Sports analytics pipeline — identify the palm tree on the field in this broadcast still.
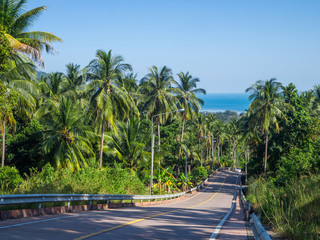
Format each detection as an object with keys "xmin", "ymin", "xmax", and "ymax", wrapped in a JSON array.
[
  {"xmin": 227, "ymin": 117, "xmax": 240, "ymax": 169},
  {"xmin": 0, "ymin": 0, "xmax": 62, "ymax": 67},
  {"xmin": 246, "ymin": 78, "xmax": 291, "ymax": 180},
  {"xmin": 140, "ymin": 66, "xmax": 177, "ymax": 171},
  {"xmin": 173, "ymin": 72, "xmax": 206, "ymax": 160},
  {"xmin": 212, "ymin": 119, "xmax": 225, "ymax": 165},
  {"xmin": 1, "ymin": 69, "xmax": 38, "ymax": 120},
  {"xmin": 0, "ymin": 83, "xmax": 17, "ymax": 167},
  {"xmin": 62, "ymin": 63, "xmax": 86, "ymax": 99},
  {"xmin": 38, "ymin": 72, "xmax": 65, "ymax": 100},
  {"xmin": 87, "ymin": 49, "xmax": 132, "ymax": 167},
  {"xmin": 104, "ymin": 117, "xmax": 149, "ymax": 172},
  {"xmin": 35, "ymin": 96, "xmax": 95, "ymax": 171}
]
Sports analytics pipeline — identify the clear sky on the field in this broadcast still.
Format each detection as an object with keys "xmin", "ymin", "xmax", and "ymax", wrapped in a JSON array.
[{"xmin": 27, "ymin": 0, "xmax": 320, "ymax": 93}]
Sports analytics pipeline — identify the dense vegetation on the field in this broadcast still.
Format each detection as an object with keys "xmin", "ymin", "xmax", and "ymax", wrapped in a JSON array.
[{"xmin": 1, "ymin": 1, "xmax": 320, "ymax": 238}]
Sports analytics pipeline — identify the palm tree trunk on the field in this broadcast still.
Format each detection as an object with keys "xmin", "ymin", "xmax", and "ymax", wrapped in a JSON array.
[
  {"xmin": 1, "ymin": 121, "xmax": 5, "ymax": 168},
  {"xmin": 232, "ymin": 140, "xmax": 235, "ymax": 169},
  {"xmin": 157, "ymin": 119, "xmax": 162, "ymax": 194},
  {"xmin": 217, "ymin": 143, "xmax": 220, "ymax": 164},
  {"xmin": 99, "ymin": 115, "xmax": 106, "ymax": 167},
  {"xmin": 158, "ymin": 120, "xmax": 161, "ymax": 168},
  {"xmin": 206, "ymin": 142, "xmax": 209, "ymax": 161},
  {"xmin": 245, "ymin": 151, "xmax": 248, "ymax": 184},
  {"xmin": 264, "ymin": 130, "xmax": 269, "ymax": 180},
  {"xmin": 178, "ymin": 116, "xmax": 186, "ymax": 160},
  {"xmin": 185, "ymin": 149, "xmax": 188, "ymax": 178}
]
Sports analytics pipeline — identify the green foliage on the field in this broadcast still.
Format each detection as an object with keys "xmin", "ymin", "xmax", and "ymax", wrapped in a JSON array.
[
  {"xmin": 177, "ymin": 173, "xmax": 193, "ymax": 191},
  {"xmin": 247, "ymin": 176, "xmax": 320, "ymax": 239},
  {"xmin": 0, "ymin": 31, "xmax": 11, "ymax": 72},
  {"xmin": 6, "ymin": 120, "xmax": 43, "ymax": 174},
  {"xmin": 191, "ymin": 166, "xmax": 208, "ymax": 182},
  {"xmin": 13, "ymin": 163, "xmax": 146, "ymax": 195},
  {"xmin": 36, "ymin": 96, "xmax": 96, "ymax": 171},
  {"xmin": 274, "ymin": 147, "xmax": 320, "ymax": 185},
  {"xmin": 0, "ymin": 166, "xmax": 23, "ymax": 194},
  {"xmin": 0, "ymin": 82, "xmax": 18, "ymax": 120},
  {"xmin": 104, "ymin": 117, "xmax": 149, "ymax": 173}
]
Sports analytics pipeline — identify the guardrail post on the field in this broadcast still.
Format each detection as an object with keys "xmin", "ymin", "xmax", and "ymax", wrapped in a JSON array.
[
  {"xmin": 38, "ymin": 203, "xmax": 42, "ymax": 216},
  {"xmin": 67, "ymin": 201, "xmax": 70, "ymax": 212},
  {"xmin": 90, "ymin": 201, "xmax": 92, "ymax": 210}
]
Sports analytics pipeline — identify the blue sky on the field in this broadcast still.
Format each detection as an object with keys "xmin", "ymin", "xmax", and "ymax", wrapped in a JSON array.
[{"xmin": 27, "ymin": 0, "xmax": 320, "ymax": 93}]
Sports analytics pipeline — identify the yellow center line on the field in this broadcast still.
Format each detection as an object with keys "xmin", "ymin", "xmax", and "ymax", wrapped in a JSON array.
[{"xmin": 74, "ymin": 173, "xmax": 230, "ymax": 240}]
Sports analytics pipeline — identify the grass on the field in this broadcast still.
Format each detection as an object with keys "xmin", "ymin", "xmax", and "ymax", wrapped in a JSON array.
[{"xmin": 247, "ymin": 174, "xmax": 320, "ymax": 239}]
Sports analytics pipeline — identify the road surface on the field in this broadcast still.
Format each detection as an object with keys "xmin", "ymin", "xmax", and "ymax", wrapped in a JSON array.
[{"xmin": 0, "ymin": 170, "xmax": 241, "ymax": 240}]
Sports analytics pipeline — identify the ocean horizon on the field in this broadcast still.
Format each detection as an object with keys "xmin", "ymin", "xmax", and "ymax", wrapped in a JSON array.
[{"xmin": 199, "ymin": 93, "xmax": 251, "ymax": 113}]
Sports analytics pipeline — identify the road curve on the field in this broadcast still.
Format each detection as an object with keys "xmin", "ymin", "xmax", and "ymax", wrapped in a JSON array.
[{"xmin": 0, "ymin": 170, "xmax": 241, "ymax": 240}]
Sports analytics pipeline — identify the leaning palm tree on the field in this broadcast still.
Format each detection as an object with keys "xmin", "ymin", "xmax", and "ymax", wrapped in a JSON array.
[
  {"xmin": 246, "ymin": 78, "xmax": 292, "ymax": 180},
  {"xmin": 0, "ymin": 0, "xmax": 62, "ymax": 67},
  {"xmin": 86, "ymin": 49, "xmax": 132, "ymax": 167},
  {"xmin": 140, "ymin": 66, "xmax": 177, "ymax": 170},
  {"xmin": 35, "ymin": 96, "xmax": 95, "ymax": 171},
  {"xmin": 173, "ymin": 72, "xmax": 206, "ymax": 160}
]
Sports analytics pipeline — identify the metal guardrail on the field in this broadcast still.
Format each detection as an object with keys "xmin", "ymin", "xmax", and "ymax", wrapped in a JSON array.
[
  {"xmin": 240, "ymin": 174, "xmax": 271, "ymax": 240},
  {"xmin": 0, "ymin": 167, "xmax": 227, "ymax": 213},
  {"xmin": 250, "ymin": 213, "xmax": 272, "ymax": 240},
  {"xmin": 0, "ymin": 192, "xmax": 186, "ymax": 206}
]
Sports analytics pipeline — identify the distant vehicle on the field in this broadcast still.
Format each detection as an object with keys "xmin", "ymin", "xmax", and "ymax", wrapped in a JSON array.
[{"xmin": 236, "ymin": 168, "xmax": 241, "ymax": 173}]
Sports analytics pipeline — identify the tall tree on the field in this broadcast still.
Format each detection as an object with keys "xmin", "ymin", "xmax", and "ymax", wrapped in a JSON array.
[
  {"xmin": 140, "ymin": 66, "xmax": 177, "ymax": 171},
  {"xmin": 0, "ymin": 83, "xmax": 17, "ymax": 167},
  {"xmin": 246, "ymin": 78, "xmax": 291, "ymax": 180},
  {"xmin": 173, "ymin": 72, "xmax": 206, "ymax": 160},
  {"xmin": 62, "ymin": 63, "xmax": 86, "ymax": 99},
  {"xmin": 104, "ymin": 117, "xmax": 149, "ymax": 173},
  {"xmin": 35, "ymin": 96, "xmax": 95, "ymax": 171},
  {"xmin": 87, "ymin": 49, "xmax": 132, "ymax": 167}
]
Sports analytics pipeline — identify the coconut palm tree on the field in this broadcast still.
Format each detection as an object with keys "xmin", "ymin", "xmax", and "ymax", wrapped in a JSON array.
[
  {"xmin": 35, "ymin": 96, "xmax": 95, "ymax": 171},
  {"xmin": 62, "ymin": 63, "xmax": 86, "ymax": 98},
  {"xmin": 246, "ymin": 78, "xmax": 292, "ymax": 180},
  {"xmin": 38, "ymin": 72, "xmax": 65, "ymax": 100},
  {"xmin": 173, "ymin": 72, "xmax": 206, "ymax": 160},
  {"xmin": 0, "ymin": 83, "xmax": 17, "ymax": 167},
  {"xmin": 0, "ymin": 0, "xmax": 62, "ymax": 67},
  {"xmin": 86, "ymin": 49, "xmax": 132, "ymax": 167},
  {"xmin": 140, "ymin": 66, "xmax": 177, "ymax": 171},
  {"xmin": 227, "ymin": 117, "xmax": 240, "ymax": 168},
  {"xmin": 104, "ymin": 117, "xmax": 149, "ymax": 172},
  {"xmin": 1, "ymin": 59, "xmax": 38, "ymax": 121}
]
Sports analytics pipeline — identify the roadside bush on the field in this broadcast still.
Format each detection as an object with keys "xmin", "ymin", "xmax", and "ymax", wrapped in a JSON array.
[
  {"xmin": 275, "ymin": 148, "xmax": 320, "ymax": 185},
  {"xmin": 0, "ymin": 166, "xmax": 23, "ymax": 194},
  {"xmin": 16, "ymin": 163, "xmax": 147, "ymax": 195},
  {"xmin": 191, "ymin": 166, "xmax": 208, "ymax": 182}
]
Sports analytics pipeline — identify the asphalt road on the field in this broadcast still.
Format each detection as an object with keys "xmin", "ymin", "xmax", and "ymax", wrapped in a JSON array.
[{"xmin": 0, "ymin": 170, "xmax": 240, "ymax": 240}]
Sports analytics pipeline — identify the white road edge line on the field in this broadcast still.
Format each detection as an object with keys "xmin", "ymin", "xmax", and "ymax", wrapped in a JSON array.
[
  {"xmin": 209, "ymin": 173, "xmax": 240, "ymax": 240},
  {"xmin": 0, "ymin": 211, "xmax": 106, "ymax": 230}
]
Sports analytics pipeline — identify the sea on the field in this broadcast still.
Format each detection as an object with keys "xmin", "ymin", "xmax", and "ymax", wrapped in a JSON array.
[{"xmin": 199, "ymin": 93, "xmax": 251, "ymax": 113}]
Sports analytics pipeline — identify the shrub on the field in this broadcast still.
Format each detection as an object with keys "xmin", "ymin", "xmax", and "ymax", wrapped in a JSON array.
[{"xmin": 0, "ymin": 166, "xmax": 23, "ymax": 194}]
